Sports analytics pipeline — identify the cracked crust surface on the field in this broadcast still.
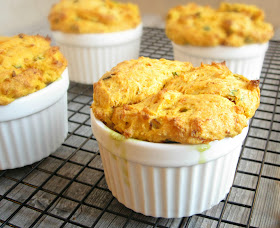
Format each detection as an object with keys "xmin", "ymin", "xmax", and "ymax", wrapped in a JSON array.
[
  {"xmin": 165, "ymin": 2, "xmax": 274, "ymax": 46},
  {"xmin": 48, "ymin": 0, "xmax": 141, "ymax": 34},
  {"xmin": 92, "ymin": 57, "xmax": 193, "ymax": 127},
  {"xmin": 92, "ymin": 57, "xmax": 260, "ymax": 144},
  {"xmin": 0, "ymin": 34, "xmax": 67, "ymax": 105}
]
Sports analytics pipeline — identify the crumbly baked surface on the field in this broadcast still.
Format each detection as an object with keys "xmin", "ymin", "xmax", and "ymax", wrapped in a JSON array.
[
  {"xmin": 92, "ymin": 57, "xmax": 193, "ymax": 127},
  {"xmin": 0, "ymin": 34, "xmax": 67, "ymax": 105},
  {"xmin": 48, "ymin": 0, "xmax": 141, "ymax": 34},
  {"xmin": 92, "ymin": 57, "xmax": 260, "ymax": 144},
  {"xmin": 166, "ymin": 2, "xmax": 274, "ymax": 47}
]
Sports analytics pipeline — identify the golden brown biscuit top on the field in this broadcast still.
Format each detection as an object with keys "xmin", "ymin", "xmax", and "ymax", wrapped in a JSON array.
[
  {"xmin": 92, "ymin": 57, "xmax": 193, "ymax": 126},
  {"xmin": 0, "ymin": 34, "xmax": 67, "ymax": 105},
  {"xmin": 92, "ymin": 57, "xmax": 260, "ymax": 144},
  {"xmin": 48, "ymin": 0, "xmax": 141, "ymax": 34},
  {"xmin": 166, "ymin": 2, "xmax": 274, "ymax": 46}
]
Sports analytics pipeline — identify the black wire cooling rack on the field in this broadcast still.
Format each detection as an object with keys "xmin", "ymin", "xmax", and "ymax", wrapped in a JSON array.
[{"xmin": 0, "ymin": 27, "xmax": 280, "ymax": 228}]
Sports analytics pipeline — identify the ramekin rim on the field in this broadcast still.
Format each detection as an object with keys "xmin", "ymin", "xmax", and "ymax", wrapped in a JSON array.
[
  {"xmin": 52, "ymin": 22, "xmax": 143, "ymax": 36},
  {"xmin": 51, "ymin": 23, "xmax": 143, "ymax": 47},
  {"xmin": 90, "ymin": 110, "xmax": 249, "ymax": 167}
]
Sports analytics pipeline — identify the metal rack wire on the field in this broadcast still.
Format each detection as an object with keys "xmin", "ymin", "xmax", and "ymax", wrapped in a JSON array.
[{"xmin": 0, "ymin": 27, "xmax": 279, "ymax": 228}]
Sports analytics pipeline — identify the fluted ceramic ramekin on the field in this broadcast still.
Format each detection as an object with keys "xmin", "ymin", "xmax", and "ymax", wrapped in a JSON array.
[
  {"xmin": 0, "ymin": 69, "xmax": 69, "ymax": 170},
  {"xmin": 172, "ymin": 42, "xmax": 268, "ymax": 80},
  {"xmin": 52, "ymin": 24, "xmax": 143, "ymax": 84},
  {"xmin": 91, "ymin": 111, "xmax": 249, "ymax": 218}
]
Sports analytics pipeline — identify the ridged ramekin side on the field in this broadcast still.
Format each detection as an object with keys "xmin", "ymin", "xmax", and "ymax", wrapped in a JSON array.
[
  {"xmin": 173, "ymin": 42, "xmax": 268, "ymax": 80},
  {"xmin": 57, "ymin": 39, "xmax": 141, "ymax": 84},
  {"xmin": 98, "ymin": 142, "xmax": 241, "ymax": 218},
  {"xmin": 0, "ymin": 93, "xmax": 68, "ymax": 170},
  {"xmin": 173, "ymin": 53, "xmax": 265, "ymax": 80}
]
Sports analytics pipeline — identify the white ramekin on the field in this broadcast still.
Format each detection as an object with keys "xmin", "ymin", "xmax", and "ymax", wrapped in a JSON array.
[
  {"xmin": 52, "ymin": 24, "xmax": 143, "ymax": 84},
  {"xmin": 91, "ymin": 111, "xmax": 249, "ymax": 218},
  {"xmin": 0, "ymin": 69, "xmax": 69, "ymax": 170},
  {"xmin": 172, "ymin": 42, "xmax": 269, "ymax": 80}
]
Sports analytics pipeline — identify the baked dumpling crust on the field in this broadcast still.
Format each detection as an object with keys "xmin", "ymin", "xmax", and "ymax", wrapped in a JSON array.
[
  {"xmin": 92, "ymin": 57, "xmax": 260, "ymax": 144},
  {"xmin": 48, "ymin": 0, "xmax": 141, "ymax": 34},
  {"xmin": 0, "ymin": 34, "xmax": 67, "ymax": 105},
  {"xmin": 92, "ymin": 57, "xmax": 193, "ymax": 127},
  {"xmin": 165, "ymin": 2, "xmax": 274, "ymax": 46}
]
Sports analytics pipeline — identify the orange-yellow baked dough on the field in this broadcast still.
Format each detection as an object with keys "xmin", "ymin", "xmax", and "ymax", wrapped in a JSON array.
[
  {"xmin": 48, "ymin": 0, "xmax": 141, "ymax": 34},
  {"xmin": 166, "ymin": 2, "xmax": 274, "ymax": 46},
  {"xmin": 92, "ymin": 57, "xmax": 260, "ymax": 144},
  {"xmin": 92, "ymin": 57, "xmax": 193, "ymax": 126},
  {"xmin": 0, "ymin": 34, "xmax": 67, "ymax": 105}
]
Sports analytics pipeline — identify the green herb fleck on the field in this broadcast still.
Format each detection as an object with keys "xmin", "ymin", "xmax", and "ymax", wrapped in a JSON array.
[
  {"xmin": 172, "ymin": 72, "xmax": 179, "ymax": 76},
  {"xmin": 233, "ymin": 74, "xmax": 241, "ymax": 80},
  {"xmin": 13, "ymin": 64, "xmax": 22, "ymax": 69},
  {"xmin": 203, "ymin": 26, "xmax": 211, "ymax": 31},
  {"xmin": 35, "ymin": 56, "xmax": 45, "ymax": 61},
  {"xmin": 230, "ymin": 89, "xmax": 238, "ymax": 96}
]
